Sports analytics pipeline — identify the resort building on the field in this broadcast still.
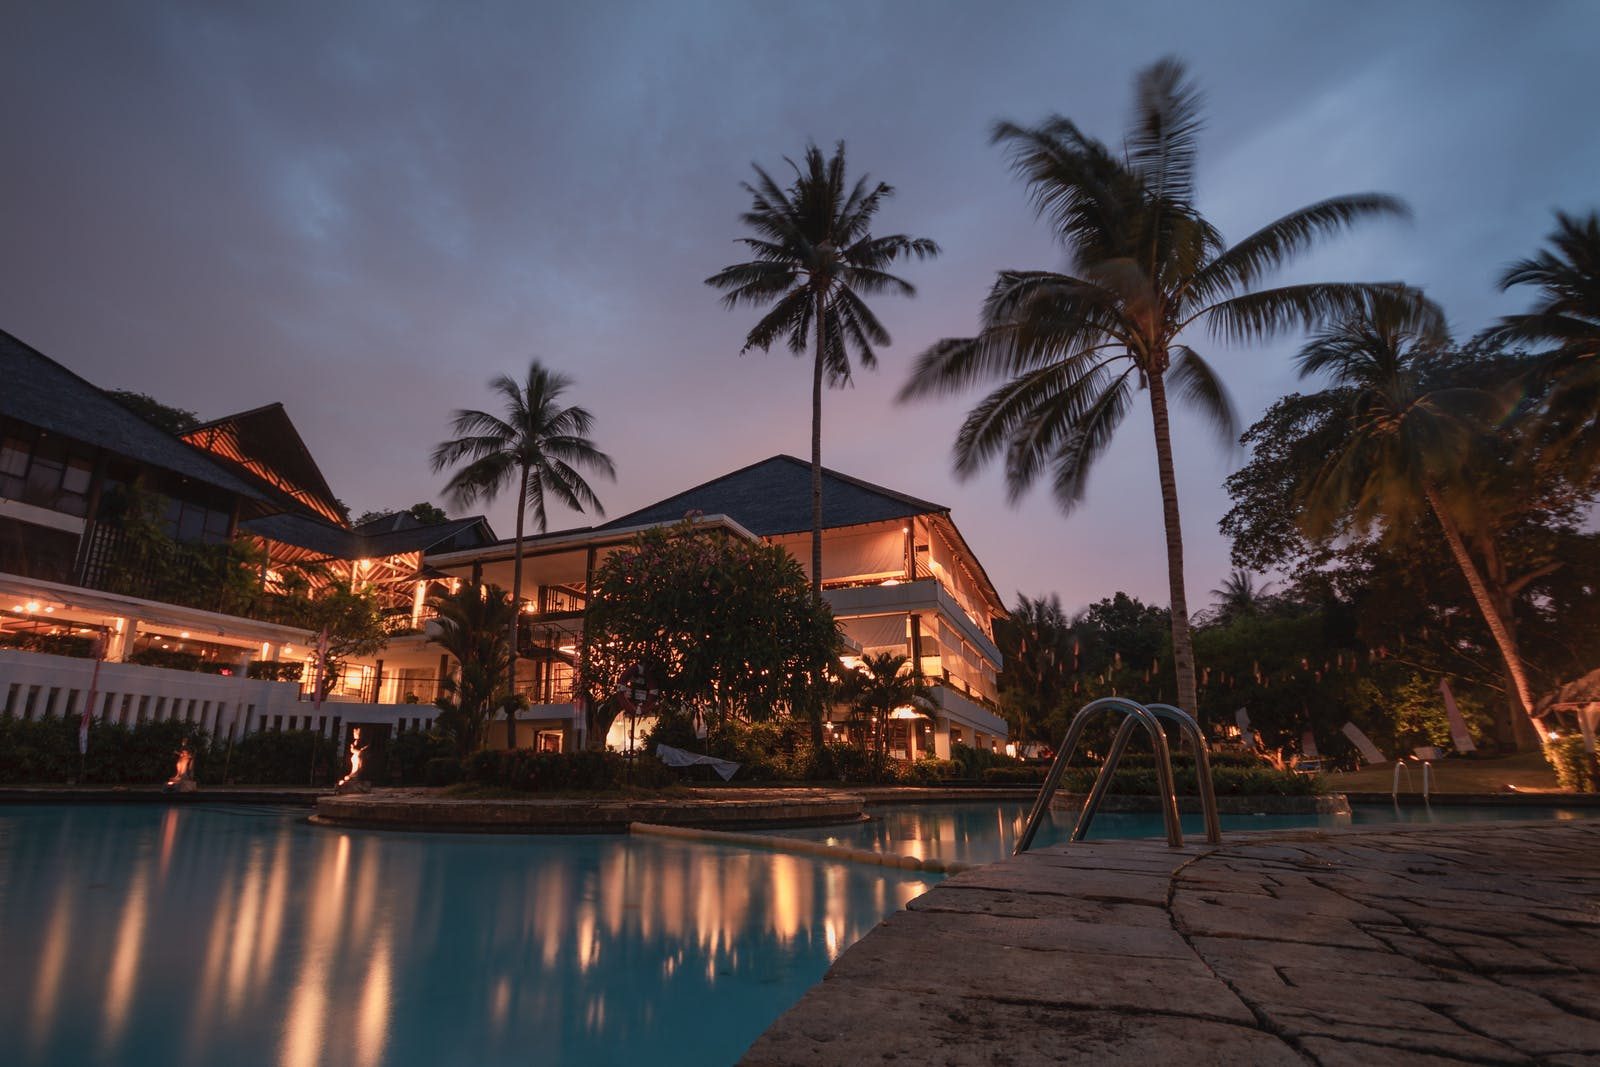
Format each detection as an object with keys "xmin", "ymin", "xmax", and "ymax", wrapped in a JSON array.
[{"xmin": 0, "ymin": 328, "xmax": 1008, "ymax": 764}]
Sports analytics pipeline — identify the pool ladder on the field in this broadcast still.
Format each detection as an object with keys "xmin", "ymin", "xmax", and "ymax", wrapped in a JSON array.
[{"xmin": 1014, "ymin": 697, "xmax": 1222, "ymax": 854}]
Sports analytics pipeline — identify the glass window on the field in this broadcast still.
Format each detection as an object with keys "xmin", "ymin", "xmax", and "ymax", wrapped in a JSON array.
[{"xmin": 0, "ymin": 437, "xmax": 29, "ymax": 478}]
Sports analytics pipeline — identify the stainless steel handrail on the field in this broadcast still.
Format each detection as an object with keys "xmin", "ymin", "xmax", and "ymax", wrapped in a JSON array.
[
  {"xmin": 1014, "ymin": 697, "xmax": 1183, "ymax": 854},
  {"xmin": 1071, "ymin": 703, "xmax": 1221, "ymax": 845}
]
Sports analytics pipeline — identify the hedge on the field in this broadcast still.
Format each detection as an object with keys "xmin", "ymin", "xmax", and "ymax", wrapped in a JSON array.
[
  {"xmin": 0, "ymin": 631, "xmax": 97, "ymax": 658},
  {"xmin": 247, "ymin": 659, "xmax": 304, "ymax": 682},
  {"xmin": 1547, "ymin": 736, "xmax": 1599, "ymax": 793},
  {"xmin": 464, "ymin": 749, "xmax": 675, "ymax": 791}
]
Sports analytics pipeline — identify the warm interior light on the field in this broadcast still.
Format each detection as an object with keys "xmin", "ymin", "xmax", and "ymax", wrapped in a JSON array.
[
  {"xmin": 179, "ymin": 631, "xmax": 189, "ymax": 639},
  {"xmin": 43, "ymin": 606, "xmax": 54, "ymax": 614},
  {"xmin": 25, "ymin": 601, "xmax": 40, "ymax": 613}
]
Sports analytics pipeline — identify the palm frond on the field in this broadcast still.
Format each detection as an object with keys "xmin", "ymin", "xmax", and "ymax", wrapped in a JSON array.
[{"xmin": 1167, "ymin": 346, "xmax": 1239, "ymax": 448}]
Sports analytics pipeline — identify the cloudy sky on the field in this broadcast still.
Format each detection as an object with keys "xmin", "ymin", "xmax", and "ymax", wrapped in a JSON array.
[{"xmin": 3, "ymin": 1, "xmax": 1596, "ymax": 615}]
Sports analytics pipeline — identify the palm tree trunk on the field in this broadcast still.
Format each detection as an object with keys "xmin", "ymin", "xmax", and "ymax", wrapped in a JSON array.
[
  {"xmin": 808, "ymin": 296, "xmax": 827, "ymax": 750},
  {"xmin": 1146, "ymin": 372, "xmax": 1199, "ymax": 715},
  {"xmin": 507, "ymin": 472, "xmax": 527, "ymax": 750},
  {"xmin": 1422, "ymin": 484, "xmax": 1540, "ymax": 745}
]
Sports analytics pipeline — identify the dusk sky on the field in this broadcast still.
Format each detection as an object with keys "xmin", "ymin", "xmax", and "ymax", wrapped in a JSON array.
[{"xmin": 3, "ymin": 1, "xmax": 1596, "ymax": 616}]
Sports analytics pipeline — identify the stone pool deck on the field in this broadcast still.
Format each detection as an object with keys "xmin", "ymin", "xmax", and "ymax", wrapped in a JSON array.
[{"xmin": 743, "ymin": 820, "xmax": 1600, "ymax": 1065}]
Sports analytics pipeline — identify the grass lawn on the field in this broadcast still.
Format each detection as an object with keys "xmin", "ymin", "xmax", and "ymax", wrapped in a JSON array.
[{"xmin": 1322, "ymin": 749, "xmax": 1561, "ymax": 794}]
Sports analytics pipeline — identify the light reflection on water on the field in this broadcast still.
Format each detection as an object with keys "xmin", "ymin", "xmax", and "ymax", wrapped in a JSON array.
[
  {"xmin": 0, "ymin": 805, "xmax": 932, "ymax": 1067},
  {"xmin": 770, "ymin": 800, "xmax": 1599, "ymax": 864}
]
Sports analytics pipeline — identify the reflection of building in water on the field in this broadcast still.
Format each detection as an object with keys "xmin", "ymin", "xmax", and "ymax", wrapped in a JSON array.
[{"xmin": 5, "ymin": 806, "xmax": 934, "ymax": 1066}]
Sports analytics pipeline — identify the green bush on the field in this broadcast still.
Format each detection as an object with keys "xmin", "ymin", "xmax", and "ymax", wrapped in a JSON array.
[
  {"xmin": 465, "ymin": 749, "xmax": 674, "ymax": 791},
  {"xmin": 899, "ymin": 757, "xmax": 960, "ymax": 784},
  {"xmin": 246, "ymin": 660, "xmax": 304, "ymax": 682},
  {"xmin": 0, "ymin": 631, "xmax": 97, "ymax": 658},
  {"xmin": 1054, "ymin": 762, "xmax": 1318, "ymax": 797},
  {"xmin": 982, "ymin": 765, "xmax": 1049, "ymax": 784},
  {"xmin": 214, "ymin": 729, "xmax": 338, "ymax": 785},
  {"xmin": 127, "ymin": 647, "xmax": 229, "ymax": 674},
  {"xmin": 423, "ymin": 757, "xmax": 463, "ymax": 786},
  {"xmin": 385, "ymin": 729, "xmax": 455, "ymax": 785},
  {"xmin": 1546, "ymin": 736, "xmax": 1599, "ymax": 793},
  {"xmin": 951, "ymin": 742, "xmax": 1013, "ymax": 778},
  {"xmin": 0, "ymin": 715, "xmax": 209, "ymax": 784}
]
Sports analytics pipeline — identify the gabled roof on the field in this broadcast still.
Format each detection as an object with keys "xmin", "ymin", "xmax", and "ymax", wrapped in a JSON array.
[
  {"xmin": 242, "ymin": 511, "xmax": 496, "ymax": 564},
  {"xmin": 181, "ymin": 404, "xmax": 345, "ymax": 525},
  {"xmin": 0, "ymin": 328, "xmax": 273, "ymax": 505},
  {"xmin": 595, "ymin": 455, "xmax": 946, "ymax": 537}
]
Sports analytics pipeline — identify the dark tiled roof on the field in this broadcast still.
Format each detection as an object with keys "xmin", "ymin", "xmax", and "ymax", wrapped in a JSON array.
[
  {"xmin": 0, "ymin": 328, "xmax": 272, "ymax": 503},
  {"xmin": 243, "ymin": 512, "xmax": 495, "ymax": 561},
  {"xmin": 595, "ymin": 455, "xmax": 947, "ymax": 537}
]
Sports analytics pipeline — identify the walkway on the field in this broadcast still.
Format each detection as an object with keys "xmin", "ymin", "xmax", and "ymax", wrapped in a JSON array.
[{"xmin": 742, "ymin": 820, "xmax": 1600, "ymax": 1065}]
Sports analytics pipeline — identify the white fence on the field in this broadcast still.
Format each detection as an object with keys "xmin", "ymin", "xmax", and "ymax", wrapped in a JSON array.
[{"xmin": 0, "ymin": 649, "xmax": 425, "ymax": 740}]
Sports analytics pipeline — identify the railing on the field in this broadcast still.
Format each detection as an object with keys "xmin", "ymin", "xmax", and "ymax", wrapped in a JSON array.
[
  {"xmin": 1392, "ymin": 757, "xmax": 1432, "ymax": 801},
  {"xmin": 1015, "ymin": 697, "xmax": 1221, "ymax": 854}
]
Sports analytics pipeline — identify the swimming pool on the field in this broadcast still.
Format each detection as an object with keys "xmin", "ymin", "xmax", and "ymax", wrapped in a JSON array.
[
  {"xmin": 765, "ymin": 800, "xmax": 1600, "ymax": 866},
  {"xmin": 0, "ymin": 804, "xmax": 932, "ymax": 1067}
]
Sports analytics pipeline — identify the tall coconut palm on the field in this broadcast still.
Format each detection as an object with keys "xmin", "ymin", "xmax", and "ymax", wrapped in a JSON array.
[
  {"xmin": 707, "ymin": 142, "xmax": 939, "ymax": 596},
  {"xmin": 431, "ymin": 362, "xmax": 615, "ymax": 746},
  {"xmin": 1293, "ymin": 295, "xmax": 1544, "ymax": 745},
  {"xmin": 900, "ymin": 57, "xmax": 1425, "ymax": 715},
  {"xmin": 1494, "ymin": 210, "xmax": 1600, "ymax": 478}
]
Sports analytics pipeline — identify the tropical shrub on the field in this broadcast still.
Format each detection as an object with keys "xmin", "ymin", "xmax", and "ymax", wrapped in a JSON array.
[
  {"xmin": 0, "ymin": 631, "xmax": 97, "ymax": 658},
  {"xmin": 1546, "ymin": 736, "xmax": 1599, "ymax": 793},
  {"xmin": 215, "ymin": 729, "xmax": 338, "ymax": 785},
  {"xmin": 0, "ymin": 716, "xmax": 209, "ymax": 784},
  {"xmin": 247, "ymin": 660, "xmax": 304, "ymax": 682},
  {"xmin": 464, "ymin": 749, "xmax": 674, "ymax": 791},
  {"xmin": 385, "ymin": 729, "xmax": 457, "ymax": 785},
  {"xmin": 127, "ymin": 647, "xmax": 229, "ymax": 674}
]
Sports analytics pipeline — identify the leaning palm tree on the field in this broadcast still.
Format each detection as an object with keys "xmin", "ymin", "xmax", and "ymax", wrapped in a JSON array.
[
  {"xmin": 1293, "ymin": 294, "xmax": 1544, "ymax": 741},
  {"xmin": 707, "ymin": 142, "xmax": 939, "ymax": 594},
  {"xmin": 431, "ymin": 363, "xmax": 615, "ymax": 746},
  {"xmin": 1494, "ymin": 210, "xmax": 1600, "ymax": 479},
  {"xmin": 900, "ymin": 57, "xmax": 1425, "ymax": 715}
]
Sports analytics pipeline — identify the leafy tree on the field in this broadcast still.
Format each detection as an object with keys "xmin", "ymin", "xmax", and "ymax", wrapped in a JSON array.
[
  {"xmin": 580, "ymin": 521, "xmax": 840, "ymax": 750},
  {"xmin": 352, "ymin": 501, "xmax": 450, "ymax": 527},
  {"xmin": 706, "ymin": 141, "xmax": 938, "ymax": 603},
  {"xmin": 432, "ymin": 361, "xmax": 614, "ymax": 745},
  {"xmin": 297, "ymin": 586, "xmax": 387, "ymax": 699},
  {"xmin": 1291, "ymin": 297, "xmax": 1554, "ymax": 745},
  {"xmin": 994, "ymin": 593, "xmax": 1075, "ymax": 754},
  {"xmin": 1494, "ymin": 210, "xmax": 1600, "ymax": 479},
  {"xmin": 427, "ymin": 582, "xmax": 517, "ymax": 756},
  {"xmin": 899, "ymin": 57, "xmax": 1424, "ymax": 716},
  {"xmin": 107, "ymin": 389, "xmax": 200, "ymax": 435},
  {"xmin": 839, "ymin": 651, "xmax": 933, "ymax": 763}
]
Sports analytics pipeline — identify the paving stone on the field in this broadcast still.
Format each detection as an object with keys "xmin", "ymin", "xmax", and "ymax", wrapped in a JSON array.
[
  {"xmin": 740, "ymin": 822, "xmax": 1600, "ymax": 1066},
  {"xmin": 742, "ymin": 982, "xmax": 1300, "ymax": 1066},
  {"xmin": 905, "ymin": 887, "xmax": 1168, "ymax": 925},
  {"xmin": 1297, "ymin": 1036, "xmax": 1485, "ymax": 1065},
  {"xmin": 822, "ymin": 913, "xmax": 1255, "ymax": 1024}
]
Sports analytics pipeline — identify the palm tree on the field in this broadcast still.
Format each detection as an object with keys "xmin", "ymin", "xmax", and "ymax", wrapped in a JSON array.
[
  {"xmin": 706, "ymin": 142, "xmax": 939, "ymax": 595},
  {"xmin": 1209, "ymin": 570, "xmax": 1273, "ymax": 623},
  {"xmin": 900, "ymin": 57, "xmax": 1424, "ymax": 715},
  {"xmin": 1494, "ymin": 210, "xmax": 1600, "ymax": 479},
  {"xmin": 841, "ymin": 651, "xmax": 934, "ymax": 767},
  {"xmin": 1293, "ymin": 295, "xmax": 1544, "ymax": 746},
  {"xmin": 994, "ymin": 594, "xmax": 1076, "ymax": 755},
  {"xmin": 431, "ymin": 362, "xmax": 615, "ymax": 746},
  {"xmin": 427, "ymin": 581, "xmax": 517, "ymax": 755}
]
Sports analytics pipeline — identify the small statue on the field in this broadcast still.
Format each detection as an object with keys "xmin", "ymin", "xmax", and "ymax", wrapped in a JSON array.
[
  {"xmin": 336, "ymin": 727, "xmax": 371, "ymax": 793},
  {"xmin": 165, "ymin": 739, "xmax": 197, "ymax": 793}
]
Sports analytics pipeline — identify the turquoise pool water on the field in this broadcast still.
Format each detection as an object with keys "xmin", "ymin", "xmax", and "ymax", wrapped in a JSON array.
[
  {"xmin": 766, "ymin": 800, "xmax": 1599, "ymax": 866},
  {"xmin": 3, "ymin": 800, "xmax": 1591, "ymax": 1067},
  {"xmin": 0, "ymin": 804, "xmax": 932, "ymax": 1067}
]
